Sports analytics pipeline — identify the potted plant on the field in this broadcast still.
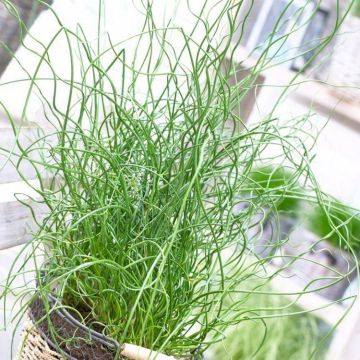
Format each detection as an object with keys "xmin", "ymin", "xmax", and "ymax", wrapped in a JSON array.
[
  {"xmin": 0, "ymin": 1, "xmax": 356, "ymax": 359},
  {"xmin": 246, "ymin": 165, "xmax": 301, "ymax": 215}
]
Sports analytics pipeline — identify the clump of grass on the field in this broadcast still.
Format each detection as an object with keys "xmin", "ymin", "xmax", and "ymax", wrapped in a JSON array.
[
  {"xmin": 209, "ymin": 285, "xmax": 326, "ymax": 360},
  {"xmin": 0, "ymin": 0, "xmax": 356, "ymax": 359}
]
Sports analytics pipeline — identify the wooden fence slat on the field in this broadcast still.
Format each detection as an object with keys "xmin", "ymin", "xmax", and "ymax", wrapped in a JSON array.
[
  {"xmin": 0, "ymin": 180, "xmax": 47, "ymax": 250},
  {"xmin": 326, "ymin": 298, "xmax": 360, "ymax": 360},
  {"xmin": 0, "ymin": 125, "xmax": 45, "ymax": 184}
]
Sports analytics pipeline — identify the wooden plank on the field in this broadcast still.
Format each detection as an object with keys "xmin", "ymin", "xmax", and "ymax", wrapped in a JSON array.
[
  {"xmin": 240, "ymin": 255, "xmax": 347, "ymax": 327},
  {"xmin": 326, "ymin": 296, "xmax": 360, "ymax": 360},
  {"xmin": 0, "ymin": 180, "xmax": 47, "ymax": 250},
  {"xmin": 0, "ymin": 126, "xmax": 43, "ymax": 184},
  {"xmin": 222, "ymin": 56, "xmax": 265, "ymax": 124},
  {"xmin": 0, "ymin": 114, "xmax": 52, "ymax": 183},
  {"xmin": 293, "ymin": 81, "xmax": 360, "ymax": 132},
  {"xmin": 227, "ymin": 45, "xmax": 360, "ymax": 131},
  {"xmin": 267, "ymin": 263, "xmax": 347, "ymax": 327}
]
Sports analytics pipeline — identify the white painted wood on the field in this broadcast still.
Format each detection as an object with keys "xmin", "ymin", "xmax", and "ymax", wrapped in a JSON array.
[
  {"xmin": 266, "ymin": 263, "xmax": 347, "ymax": 327},
  {"xmin": 0, "ymin": 115, "xmax": 48, "ymax": 184},
  {"xmin": 0, "ymin": 128, "xmax": 40, "ymax": 184},
  {"xmin": 294, "ymin": 81, "xmax": 360, "ymax": 131},
  {"xmin": 0, "ymin": 179, "xmax": 40, "ymax": 202},
  {"xmin": 0, "ymin": 180, "xmax": 47, "ymax": 250},
  {"xmin": 0, "ymin": 246, "xmax": 26, "ymax": 360},
  {"xmin": 326, "ymin": 295, "xmax": 360, "ymax": 360},
  {"xmin": 0, "ymin": 244, "xmax": 40, "ymax": 360},
  {"xmin": 121, "ymin": 344, "xmax": 176, "ymax": 360},
  {"xmin": 227, "ymin": 45, "xmax": 360, "ymax": 130}
]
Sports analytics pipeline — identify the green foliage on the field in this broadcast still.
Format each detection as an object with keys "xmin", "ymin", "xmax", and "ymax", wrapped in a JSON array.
[
  {"xmin": 246, "ymin": 166, "xmax": 360, "ymax": 253},
  {"xmin": 248, "ymin": 165, "xmax": 360, "ymax": 250},
  {"xmin": 352, "ymin": 0, "xmax": 360, "ymax": 17},
  {"xmin": 306, "ymin": 201, "xmax": 360, "ymax": 251},
  {"xmin": 210, "ymin": 290, "xmax": 326, "ymax": 360},
  {"xmin": 246, "ymin": 166, "xmax": 301, "ymax": 214}
]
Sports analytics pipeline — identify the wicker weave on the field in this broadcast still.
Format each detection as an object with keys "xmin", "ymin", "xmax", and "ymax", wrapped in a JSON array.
[{"xmin": 17, "ymin": 317, "xmax": 64, "ymax": 360}]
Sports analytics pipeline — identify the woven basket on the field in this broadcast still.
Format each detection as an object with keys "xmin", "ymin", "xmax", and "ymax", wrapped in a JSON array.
[
  {"xmin": 17, "ymin": 292, "xmax": 186, "ymax": 360},
  {"xmin": 17, "ymin": 315, "xmax": 180, "ymax": 360},
  {"xmin": 17, "ymin": 316, "xmax": 64, "ymax": 360}
]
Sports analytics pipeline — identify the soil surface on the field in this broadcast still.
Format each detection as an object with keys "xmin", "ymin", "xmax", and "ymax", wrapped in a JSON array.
[{"xmin": 30, "ymin": 297, "xmax": 118, "ymax": 360}]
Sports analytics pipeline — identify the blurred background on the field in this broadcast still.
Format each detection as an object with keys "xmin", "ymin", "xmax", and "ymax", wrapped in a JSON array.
[{"xmin": 1, "ymin": 1, "xmax": 360, "ymax": 359}]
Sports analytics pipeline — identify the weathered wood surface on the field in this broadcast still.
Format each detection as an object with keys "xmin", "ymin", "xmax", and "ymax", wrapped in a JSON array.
[
  {"xmin": 0, "ymin": 179, "xmax": 47, "ymax": 250},
  {"xmin": 0, "ymin": 116, "xmax": 46, "ymax": 183},
  {"xmin": 0, "ymin": 109, "xmax": 53, "ymax": 248},
  {"xmin": 326, "ymin": 297, "xmax": 360, "ymax": 360},
  {"xmin": 226, "ymin": 60, "xmax": 265, "ymax": 124},
  {"xmin": 0, "ymin": 0, "xmax": 52, "ymax": 75},
  {"xmin": 0, "ymin": 246, "xmax": 26, "ymax": 360},
  {"xmin": 267, "ymin": 262, "xmax": 347, "ymax": 327}
]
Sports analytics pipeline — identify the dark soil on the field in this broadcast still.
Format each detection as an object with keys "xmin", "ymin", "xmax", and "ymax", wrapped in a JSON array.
[{"xmin": 30, "ymin": 297, "xmax": 118, "ymax": 360}]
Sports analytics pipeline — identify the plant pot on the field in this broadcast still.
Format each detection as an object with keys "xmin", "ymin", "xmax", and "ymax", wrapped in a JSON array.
[{"xmin": 17, "ymin": 294, "xmax": 185, "ymax": 360}]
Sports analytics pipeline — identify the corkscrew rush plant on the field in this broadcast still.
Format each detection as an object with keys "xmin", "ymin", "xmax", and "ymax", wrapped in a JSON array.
[{"xmin": 0, "ymin": 0, "xmax": 358, "ymax": 359}]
